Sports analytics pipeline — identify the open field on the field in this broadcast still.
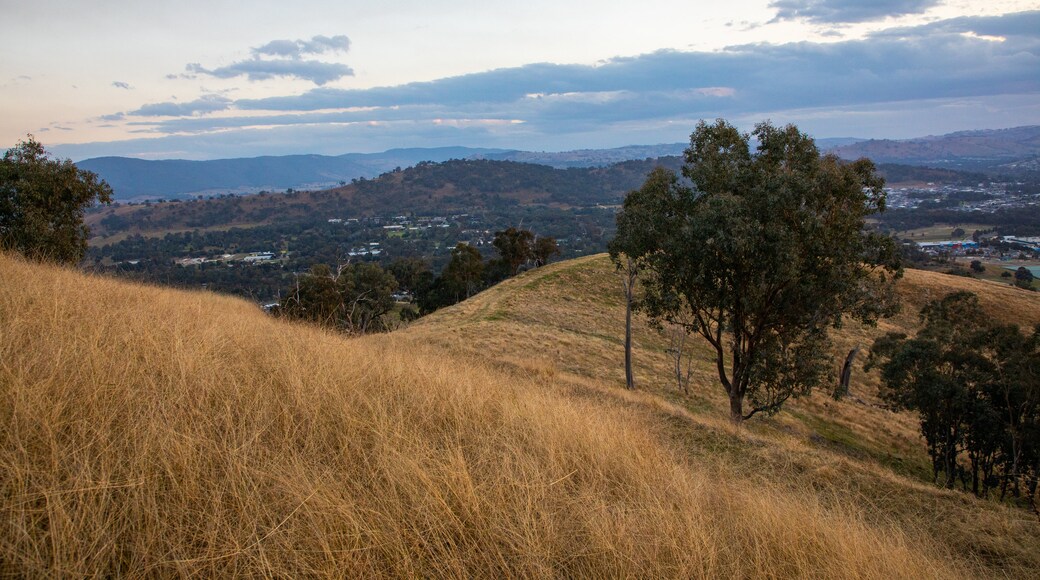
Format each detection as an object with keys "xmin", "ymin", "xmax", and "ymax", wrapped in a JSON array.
[
  {"xmin": 893, "ymin": 223, "xmax": 992, "ymax": 242},
  {"xmin": 2, "ymin": 252, "xmax": 1039, "ymax": 576}
]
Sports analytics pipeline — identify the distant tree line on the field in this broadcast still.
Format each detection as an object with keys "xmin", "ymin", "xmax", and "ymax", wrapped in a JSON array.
[
  {"xmin": 274, "ymin": 227, "xmax": 559, "ymax": 332},
  {"xmin": 880, "ymin": 206, "xmax": 1040, "ymax": 237},
  {"xmin": 868, "ymin": 291, "xmax": 1040, "ymax": 510}
]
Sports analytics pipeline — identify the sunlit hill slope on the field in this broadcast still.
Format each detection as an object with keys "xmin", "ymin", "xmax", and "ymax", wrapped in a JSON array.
[{"xmin": 2, "ymin": 251, "xmax": 1038, "ymax": 576}]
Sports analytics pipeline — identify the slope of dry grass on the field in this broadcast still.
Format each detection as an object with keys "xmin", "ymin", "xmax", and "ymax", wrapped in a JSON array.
[
  {"xmin": 0, "ymin": 252, "xmax": 971, "ymax": 577},
  {"xmin": 405, "ymin": 254, "xmax": 1040, "ymax": 576}
]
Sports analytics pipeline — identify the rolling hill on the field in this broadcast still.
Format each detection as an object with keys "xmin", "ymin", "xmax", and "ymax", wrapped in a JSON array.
[
  {"xmin": 831, "ymin": 125, "xmax": 1040, "ymax": 171},
  {"xmin": 75, "ymin": 144, "xmax": 685, "ymax": 202},
  {"xmin": 83, "ymin": 157, "xmax": 683, "ymax": 243},
  {"xmin": 80, "ymin": 155, "xmax": 992, "ymax": 248},
  {"xmin": 75, "ymin": 125, "xmax": 1040, "ymax": 203},
  {"xmin": 2, "ymin": 251, "xmax": 1039, "ymax": 576},
  {"xmin": 75, "ymin": 147, "xmax": 507, "ymax": 201}
]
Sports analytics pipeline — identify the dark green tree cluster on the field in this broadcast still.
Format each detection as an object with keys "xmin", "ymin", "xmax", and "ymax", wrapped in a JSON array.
[
  {"xmin": 1, "ymin": 136, "xmax": 112, "ymax": 263},
  {"xmin": 278, "ymin": 226, "xmax": 557, "ymax": 330},
  {"xmin": 867, "ymin": 291, "xmax": 1040, "ymax": 505},
  {"xmin": 611, "ymin": 120, "xmax": 901, "ymax": 424},
  {"xmin": 1015, "ymin": 266, "xmax": 1035, "ymax": 290},
  {"xmin": 420, "ymin": 228, "xmax": 558, "ymax": 313},
  {"xmin": 279, "ymin": 262, "xmax": 398, "ymax": 333},
  {"xmin": 486, "ymin": 226, "xmax": 561, "ymax": 281}
]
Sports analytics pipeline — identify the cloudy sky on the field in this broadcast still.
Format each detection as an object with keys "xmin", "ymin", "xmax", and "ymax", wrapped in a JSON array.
[{"xmin": 2, "ymin": 0, "xmax": 1038, "ymax": 160}]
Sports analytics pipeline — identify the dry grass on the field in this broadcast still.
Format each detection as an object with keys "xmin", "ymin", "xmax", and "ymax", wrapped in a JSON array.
[
  {"xmin": 0, "ymin": 252, "xmax": 969, "ymax": 577},
  {"xmin": 406, "ymin": 254, "xmax": 1040, "ymax": 577}
]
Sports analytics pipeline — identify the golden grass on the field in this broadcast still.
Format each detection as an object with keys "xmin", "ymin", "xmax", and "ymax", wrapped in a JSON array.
[
  {"xmin": 0, "ymin": 252, "xmax": 973, "ymax": 577},
  {"xmin": 406, "ymin": 254, "xmax": 1040, "ymax": 577}
]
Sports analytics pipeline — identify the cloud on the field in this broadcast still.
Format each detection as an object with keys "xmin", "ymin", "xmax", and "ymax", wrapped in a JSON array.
[
  {"xmin": 55, "ymin": 11, "xmax": 1040, "ymax": 159},
  {"xmin": 181, "ymin": 34, "xmax": 353, "ymax": 86},
  {"xmin": 234, "ymin": 11, "xmax": 1039, "ymax": 122},
  {"xmin": 129, "ymin": 94, "xmax": 232, "ymax": 117},
  {"xmin": 769, "ymin": 0, "xmax": 940, "ymax": 24},
  {"xmin": 252, "ymin": 35, "xmax": 351, "ymax": 59},
  {"xmin": 100, "ymin": 113, "xmax": 125, "ymax": 121},
  {"xmin": 185, "ymin": 60, "xmax": 353, "ymax": 85},
  {"xmin": 872, "ymin": 10, "xmax": 1040, "ymax": 38},
  {"xmin": 111, "ymin": 81, "xmax": 132, "ymax": 90}
]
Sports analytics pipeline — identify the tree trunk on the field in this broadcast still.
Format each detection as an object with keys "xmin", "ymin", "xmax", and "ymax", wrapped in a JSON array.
[
  {"xmin": 623, "ymin": 257, "xmax": 636, "ymax": 390},
  {"xmin": 833, "ymin": 346, "xmax": 858, "ymax": 400},
  {"xmin": 729, "ymin": 392, "xmax": 743, "ymax": 425}
]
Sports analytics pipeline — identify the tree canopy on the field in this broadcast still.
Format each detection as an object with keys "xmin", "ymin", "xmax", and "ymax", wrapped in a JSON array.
[
  {"xmin": 867, "ymin": 291, "xmax": 1040, "ymax": 501},
  {"xmin": 279, "ymin": 262, "xmax": 398, "ymax": 333},
  {"xmin": 610, "ymin": 119, "xmax": 901, "ymax": 423},
  {"xmin": 0, "ymin": 136, "xmax": 112, "ymax": 263}
]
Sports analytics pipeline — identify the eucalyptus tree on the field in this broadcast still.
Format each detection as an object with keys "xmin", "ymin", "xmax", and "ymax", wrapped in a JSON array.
[{"xmin": 611, "ymin": 120, "xmax": 901, "ymax": 424}]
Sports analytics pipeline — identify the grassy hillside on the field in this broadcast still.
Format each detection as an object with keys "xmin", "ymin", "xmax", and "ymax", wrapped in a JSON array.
[
  {"xmin": 405, "ymin": 254, "xmax": 1040, "ymax": 576},
  {"xmin": 0, "ymin": 252, "xmax": 1036, "ymax": 576}
]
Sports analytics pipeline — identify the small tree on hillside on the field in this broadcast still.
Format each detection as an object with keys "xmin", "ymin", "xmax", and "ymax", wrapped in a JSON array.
[
  {"xmin": 867, "ymin": 292, "xmax": 989, "ymax": 487},
  {"xmin": 610, "ymin": 120, "xmax": 902, "ymax": 424},
  {"xmin": 0, "ymin": 135, "xmax": 113, "ymax": 263},
  {"xmin": 868, "ymin": 291, "xmax": 1040, "ymax": 501},
  {"xmin": 493, "ymin": 227, "xmax": 535, "ymax": 275},
  {"xmin": 1015, "ymin": 267, "xmax": 1035, "ymax": 290},
  {"xmin": 279, "ymin": 262, "xmax": 398, "ymax": 333},
  {"xmin": 338, "ymin": 262, "xmax": 398, "ymax": 333},
  {"xmin": 532, "ymin": 235, "xmax": 560, "ymax": 267},
  {"xmin": 280, "ymin": 264, "xmax": 342, "ymax": 327},
  {"xmin": 442, "ymin": 243, "xmax": 485, "ymax": 300}
]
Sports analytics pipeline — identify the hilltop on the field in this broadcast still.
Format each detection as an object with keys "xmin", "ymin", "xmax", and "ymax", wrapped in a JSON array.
[
  {"xmin": 76, "ymin": 145, "xmax": 684, "ymax": 202},
  {"xmin": 83, "ymin": 157, "xmax": 682, "ymax": 242},
  {"xmin": 80, "ymin": 155, "xmax": 988, "ymax": 247},
  {"xmin": 831, "ymin": 125, "xmax": 1040, "ymax": 172},
  {"xmin": 2, "ymin": 251, "xmax": 1039, "ymax": 576},
  {"xmin": 73, "ymin": 125, "xmax": 1040, "ymax": 203},
  {"xmin": 75, "ymin": 147, "xmax": 507, "ymax": 201}
]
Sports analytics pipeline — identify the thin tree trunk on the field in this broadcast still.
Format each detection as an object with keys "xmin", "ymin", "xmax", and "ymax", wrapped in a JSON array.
[
  {"xmin": 834, "ymin": 346, "xmax": 858, "ymax": 400},
  {"xmin": 623, "ymin": 257, "xmax": 636, "ymax": 390}
]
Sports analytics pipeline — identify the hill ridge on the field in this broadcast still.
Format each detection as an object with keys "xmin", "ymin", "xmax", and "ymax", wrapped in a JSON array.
[{"xmin": 2, "ymin": 252, "xmax": 1038, "ymax": 576}]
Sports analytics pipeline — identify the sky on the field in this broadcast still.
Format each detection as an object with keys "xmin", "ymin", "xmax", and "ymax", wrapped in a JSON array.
[{"xmin": 2, "ymin": 0, "xmax": 1038, "ymax": 161}]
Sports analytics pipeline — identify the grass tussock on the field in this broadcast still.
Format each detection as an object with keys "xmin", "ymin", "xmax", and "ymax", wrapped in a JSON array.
[{"xmin": 0, "ymin": 251, "xmax": 961, "ymax": 577}]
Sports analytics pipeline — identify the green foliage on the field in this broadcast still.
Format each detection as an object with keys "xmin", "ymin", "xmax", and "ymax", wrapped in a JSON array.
[
  {"xmin": 867, "ymin": 292, "xmax": 1040, "ymax": 501},
  {"xmin": 610, "ymin": 119, "xmax": 901, "ymax": 423},
  {"xmin": 0, "ymin": 135, "xmax": 112, "ymax": 263},
  {"xmin": 533, "ymin": 235, "xmax": 560, "ymax": 267},
  {"xmin": 489, "ymin": 226, "xmax": 560, "ymax": 277},
  {"xmin": 388, "ymin": 257, "xmax": 434, "ymax": 295},
  {"xmin": 1015, "ymin": 267, "xmax": 1035, "ymax": 290},
  {"xmin": 493, "ymin": 227, "xmax": 535, "ymax": 276},
  {"xmin": 279, "ymin": 262, "xmax": 398, "ymax": 333},
  {"xmin": 970, "ymin": 260, "xmax": 985, "ymax": 273},
  {"xmin": 440, "ymin": 243, "xmax": 486, "ymax": 302}
]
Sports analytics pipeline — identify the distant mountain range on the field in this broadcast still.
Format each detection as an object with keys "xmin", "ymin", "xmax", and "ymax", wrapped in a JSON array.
[
  {"xmin": 76, "ymin": 147, "xmax": 504, "ymax": 201},
  {"xmin": 829, "ymin": 125, "xmax": 1040, "ymax": 171},
  {"xmin": 76, "ymin": 144, "xmax": 690, "ymax": 201},
  {"xmin": 76, "ymin": 126, "xmax": 1040, "ymax": 201}
]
